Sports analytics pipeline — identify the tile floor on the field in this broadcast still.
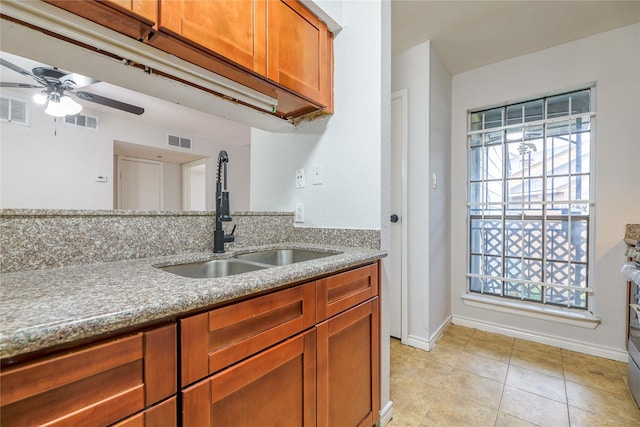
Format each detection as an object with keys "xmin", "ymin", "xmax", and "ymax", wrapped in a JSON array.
[{"xmin": 388, "ymin": 325, "xmax": 640, "ymax": 426}]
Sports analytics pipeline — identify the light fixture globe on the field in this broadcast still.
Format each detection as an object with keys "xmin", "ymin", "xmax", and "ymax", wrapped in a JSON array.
[
  {"xmin": 44, "ymin": 93, "xmax": 66, "ymax": 117},
  {"xmin": 33, "ymin": 92, "xmax": 48, "ymax": 105},
  {"xmin": 60, "ymin": 95, "xmax": 82, "ymax": 115}
]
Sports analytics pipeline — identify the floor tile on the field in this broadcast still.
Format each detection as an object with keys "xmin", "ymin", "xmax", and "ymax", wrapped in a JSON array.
[
  {"xmin": 455, "ymin": 350, "xmax": 509, "ymax": 382},
  {"xmin": 441, "ymin": 368, "xmax": 504, "ymax": 409},
  {"xmin": 421, "ymin": 390, "xmax": 498, "ymax": 427},
  {"xmin": 510, "ymin": 345, "xmax": 564, "ymax": 379},
  {"xmin": 506, "ymin": 364, "xmax": 567, "ymax": 403},
  {"xmin": 562, "ymin": 356, "xmax": 629, "ymax": 395},
  {"xmin": 495, "ymin": 411, "xmax": 539, "ymax": 427},
  {"xmin": 421, "ymin": 339, "xmax": 465, "ymax": 366},
  {"xmin": 569, "ymin": 404, "xmax": 640, "ymax": 427},
  {"xmin": 394, "ymin": 348, "xmax": 454, "ymax": 388},
  {"xmin": 465, "ymin": 330, "xmax": 514, "ymax": 362},
  {"xmin": 565, "ymin": 380, "xmax": 640, "ymax": 425},
  {"xmin": 500, "ymin": 385, "xmax": 570, "ymax": 427}
]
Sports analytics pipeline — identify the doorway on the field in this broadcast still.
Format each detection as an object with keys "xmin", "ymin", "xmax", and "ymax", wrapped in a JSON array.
[
  {"xmin": 116, "ymin": 156, "xmax": 163, "ymax": 210},
  {"xmin": 390, "ymin": 89, "xmax": 408, "ymax": 341},
  {"xmin": 182, "ymin": 159, "xmax": 207, "ymax": 211}
]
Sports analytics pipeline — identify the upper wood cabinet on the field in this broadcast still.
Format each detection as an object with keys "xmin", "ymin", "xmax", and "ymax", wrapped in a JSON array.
[
  {"xmin": 157, "ymin": 0, "xmax": 267, "ymax": 76},
  {"xmin": 43, "ymin": 0, "xmax": 156, "ymax": 40},
  {"xmin": 267, "ymin": 0, "xmax": 333, "ymax": 111}
]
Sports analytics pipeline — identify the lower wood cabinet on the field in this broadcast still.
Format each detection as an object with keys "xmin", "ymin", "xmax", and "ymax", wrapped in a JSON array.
[
  {"xmin": 112, "ymin": 397, "xmax": 177, "ymax": 427},
  {"xmin": 0, "ymin": 323, "xmax": 176, "ymax": 427},
  {"xmin": 317, "ymin": 298, "xmax": 380, "ymax": 427},
  {"xmin": 182, "ymin": 329, "xmax": 317, "ymax": 426}
]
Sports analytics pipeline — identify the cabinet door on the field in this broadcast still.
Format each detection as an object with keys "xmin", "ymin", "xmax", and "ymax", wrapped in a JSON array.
[
  {"xmin": 181, "ymin": 282, "xmax": 315, "ymax": 386},
  {"xmin": 316, "ymin": 263, "xmax": 379, "ymax": 322},
  {"xmin": 0, "ymin": 323, "xmax": 177, "ymax": 427},
  {"xmin": 317, "ymin": 298, "xmax": 380, "ymax": 427},
  {"xmin": 182, "ymin": 329, "xmax": 316, "ymax": 427},
  {"xmin": 267, "ymin": 0, "xmax": 333, "ymax": 109},
  {"xmin": 158, "ymin": 0, "xmax": 267, "ymax": 75}
]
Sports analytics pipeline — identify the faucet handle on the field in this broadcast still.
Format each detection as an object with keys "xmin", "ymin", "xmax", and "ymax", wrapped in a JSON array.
[{"xmin": 224, "ymin": 224, "xmax": 237, "ymax": 243}]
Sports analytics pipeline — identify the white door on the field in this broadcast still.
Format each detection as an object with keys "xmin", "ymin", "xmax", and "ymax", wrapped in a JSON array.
[
  {"xmin": 117, "ymin": 156, "xmax": 163, "ymax": 210},
  {"xmin": 390, "ymin": 89, "xmax": 408, "ymax": 340},
  {"xmin": 182, "ymin": 159, "xmax": 207, "ymax": 211}
]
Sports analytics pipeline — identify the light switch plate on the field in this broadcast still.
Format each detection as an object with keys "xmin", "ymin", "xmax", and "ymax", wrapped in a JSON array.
[
  {"xmin": 296, "ymin": 169, "xmax": 305, "ymax": 188},
  {"xmin": 295, "ymin": 203, "xmax": 305, "ymax": 223},
  {"xmin": 311, "ymin": 165, "xmax": 323, "ymax": 185}
]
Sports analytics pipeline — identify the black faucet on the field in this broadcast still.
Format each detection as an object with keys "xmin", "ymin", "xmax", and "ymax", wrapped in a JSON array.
[{"xmin": 213, "ymin": 150, "xmax": 236, "ymax": 253}]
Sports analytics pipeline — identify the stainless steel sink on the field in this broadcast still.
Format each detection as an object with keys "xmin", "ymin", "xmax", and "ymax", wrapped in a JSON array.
[
  {"xmin": 234, "ymin": 249, "xmax": 336, "ymax": 266},
  {"xmin": 159, "ymin": 259, "xmax": 267, "ymax": 279}
]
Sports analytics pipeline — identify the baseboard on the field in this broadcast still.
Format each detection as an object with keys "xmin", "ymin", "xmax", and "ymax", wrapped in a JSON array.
[
  {"xmin": 379, "ymin": 400, "xmax": 393, "ymax": 427},
  {"xmin": 452, "ymin": 314, "xmax": 629, "ymax": 362},
  {"xmin": 405, "ymin": 316, "xmax": 453, "ymax": 352}
]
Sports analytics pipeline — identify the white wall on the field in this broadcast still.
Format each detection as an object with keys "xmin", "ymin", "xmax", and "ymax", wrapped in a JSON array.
[
  {"xmin": 250, "ymin": 1, "xmax": 383, "ymax": 230},
  {"xmin": 450, "ymin": 24, "xmax": 640, "ymax": 358},
  {"xmin": 391, "ymin": 41, "xmax": 452, "ymax": 348},
  {"xmin": 0, "ymin": 89, "xmax": 251, "ymax": 211}
]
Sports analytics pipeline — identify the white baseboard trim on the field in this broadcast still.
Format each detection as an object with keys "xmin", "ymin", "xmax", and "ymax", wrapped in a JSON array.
[
  {"xmin": 405, "ymin": 316, "xmax": 453, "ymax": 352},
  {"xmin": 452, "ymin": 314, "xmax": 629, "ymax": 362},
  {"xmin": 379, "ymin": 400, "xmax": 393, "ymax": 427}
]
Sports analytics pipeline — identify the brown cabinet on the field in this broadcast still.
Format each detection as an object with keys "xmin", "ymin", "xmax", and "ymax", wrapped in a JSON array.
[
  {"xmin": 0, "ymin": 323, "xmax": 177, "ymax": 427},
  {"xmin": 112, "ymin": 397, "xmax": 177, "ymax": 427},
  {"xmin": 43, "ymin": 0, "xmax": 156, "ymax": 40},
  {"xmin": 179, "ymin": 262, "xmax": 380, "ymax": 427},
  {"xmin": 157, "ymin": 0, "xmax": 267, "ymax": 76},
  {"xmin": 267, "ymin": 0, "xmax": 333, "ymax": 111},
  {"xmin": 183, "ymin": 329, "xmax": 316, "ymax": 426},
  {"xmin": 317, "ymin": 298, "xmax": 380, "ymax": 427},
  {"xmin": 43, "ymin": 0, "xmax": 333, "ymax": 119}
]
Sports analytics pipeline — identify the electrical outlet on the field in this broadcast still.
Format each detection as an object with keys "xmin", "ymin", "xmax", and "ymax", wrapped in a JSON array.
[
  {"xmin": 295, "ymin": 203, "xmax": 305, "ymax": 223},
  {"xmin": 296, "ymin": 169, "xmax": 306, "ymax": 188},
  {"xmin": 95, "ymin": 175, "xmax": 108, "ymax": 183}
]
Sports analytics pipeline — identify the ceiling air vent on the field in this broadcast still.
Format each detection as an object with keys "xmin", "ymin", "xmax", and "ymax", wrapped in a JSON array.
[
  {"xmin": 64, "ymin": 113, "xmax": 98, "ymax": 130},
  {"xmin": 0, "ymin": 96, "xmax": 29, "ymax": 126},
  {"xmin": 167, "ymin": 134, "xmax": 192, "ymax": 150}
]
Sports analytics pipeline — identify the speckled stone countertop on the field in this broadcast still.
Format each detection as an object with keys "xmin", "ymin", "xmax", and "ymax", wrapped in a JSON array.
[
  {"xmin": 0, "ymin": 243, "xmax": 386, "ymax": 360},
  {"xmin": 625, "ymin": 224, "xmax": 640, "ymax": 246}
]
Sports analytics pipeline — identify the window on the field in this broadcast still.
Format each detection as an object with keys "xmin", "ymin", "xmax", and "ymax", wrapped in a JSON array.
[{"xmin": 467, "ymin": 89, "xmax": 594, "ymax": 310}]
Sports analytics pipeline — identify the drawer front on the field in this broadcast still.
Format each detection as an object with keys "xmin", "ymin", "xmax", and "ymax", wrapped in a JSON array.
[
  {"xmin": 182, "ymin": 329, "xmax": 316, "ymax": 427},
  {"xmin": 316, "ymin": 263, "xmax": 379, "ymax": 322},
  {"xmin": 181, "ymin": 282, "xmax": 315, "ymax": 386},
  {"xmin": 0, "ymin": 324, "xmax": 176, "ymax": 427}
]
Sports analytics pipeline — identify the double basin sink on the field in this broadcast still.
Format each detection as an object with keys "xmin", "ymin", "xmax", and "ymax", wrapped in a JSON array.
[{"xmin": 159, "ymin": 249, "xmax": 337, "ymax": 279}]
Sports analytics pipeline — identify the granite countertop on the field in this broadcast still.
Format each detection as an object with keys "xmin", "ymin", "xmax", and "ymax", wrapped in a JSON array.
[{"xmin": 0, "ymin": 243, "xmax": 386, "ymax": 360}]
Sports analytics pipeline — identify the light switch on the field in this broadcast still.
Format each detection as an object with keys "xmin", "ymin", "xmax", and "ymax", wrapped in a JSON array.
[{"xmin": 432, "ymin": 173, "xmax": 437, "ymax": 189}]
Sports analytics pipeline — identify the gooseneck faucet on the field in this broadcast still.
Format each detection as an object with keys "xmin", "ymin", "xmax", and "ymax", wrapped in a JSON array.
[{"xmin": 213, "ymin": 150, "xmax": 236, "ymax": 253}]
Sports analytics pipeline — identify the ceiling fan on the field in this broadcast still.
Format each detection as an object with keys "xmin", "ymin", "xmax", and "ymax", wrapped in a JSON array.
[{"xmin": 0, "ymin": 57, "xmax": 144, "ymax": 117}]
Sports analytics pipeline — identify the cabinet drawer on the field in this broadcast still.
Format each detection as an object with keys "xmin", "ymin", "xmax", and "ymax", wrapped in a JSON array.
[
  {"xmin": 181, "ymin": 282, "xmax": 315, "ymax": 386},
  {"xmin": 316, "ymin": 263, "xmax": 379, "ymax": 322},
  {"xmin": 182, "ymin": 329, "xmax": 316, "ymax": 427},
  {"xmin": 0, "ymin": 323, "xmax": 177, "ymax": 427}
]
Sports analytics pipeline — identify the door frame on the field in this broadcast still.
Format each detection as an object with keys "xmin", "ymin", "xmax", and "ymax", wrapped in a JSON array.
[{"xmin": 391, "ymin": 89, "xmax": 409, "ymax": 343}]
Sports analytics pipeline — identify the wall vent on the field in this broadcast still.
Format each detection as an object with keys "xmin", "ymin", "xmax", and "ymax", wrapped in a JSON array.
[
  {"xmin": 0, "ymin": 96, "xmax": 29, "ymax": 126},
  {"xmin": 167, "ymin": 134, "xmax": 192, "ymax": 150},
  {"xmin": 64, "ymin": 113, "xmax": 98, "ymax": 130}
]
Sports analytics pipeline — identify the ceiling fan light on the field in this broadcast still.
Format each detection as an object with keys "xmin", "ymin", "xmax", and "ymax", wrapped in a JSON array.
[
  {"xmin": 60, "ymin": 95, "xmax": 82, "ymax": 115},
  {"xmin": 33, "ymin": 92, "xmax": 48, "ymax": 105},
  {"xmin": 44, "ymin": 98, "xmax": 67, "ymax": 117}
]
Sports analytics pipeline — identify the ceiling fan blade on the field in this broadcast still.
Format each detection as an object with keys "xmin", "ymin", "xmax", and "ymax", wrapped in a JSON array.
[
  {"xmin": 0, "ymin": 82, "xmax": 44, "ymax": 88},
  {"xmin": 0, "ymin": 58, "xmax": 48, "ymax": 86},
  {"xmin": 75, "ymin": 91, "xmax": 145, "ymax": 115}
]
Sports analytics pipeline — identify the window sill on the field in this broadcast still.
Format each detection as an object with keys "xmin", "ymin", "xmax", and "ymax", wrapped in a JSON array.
[{"xmin": 461, "ymin": 293, "xmax": 601, "ymax": 329}]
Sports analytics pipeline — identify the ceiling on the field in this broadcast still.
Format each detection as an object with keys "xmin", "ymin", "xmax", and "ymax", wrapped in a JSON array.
[{"xmin": 392, "ymin": 0, "xmax": 640, "ymax": 74}]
